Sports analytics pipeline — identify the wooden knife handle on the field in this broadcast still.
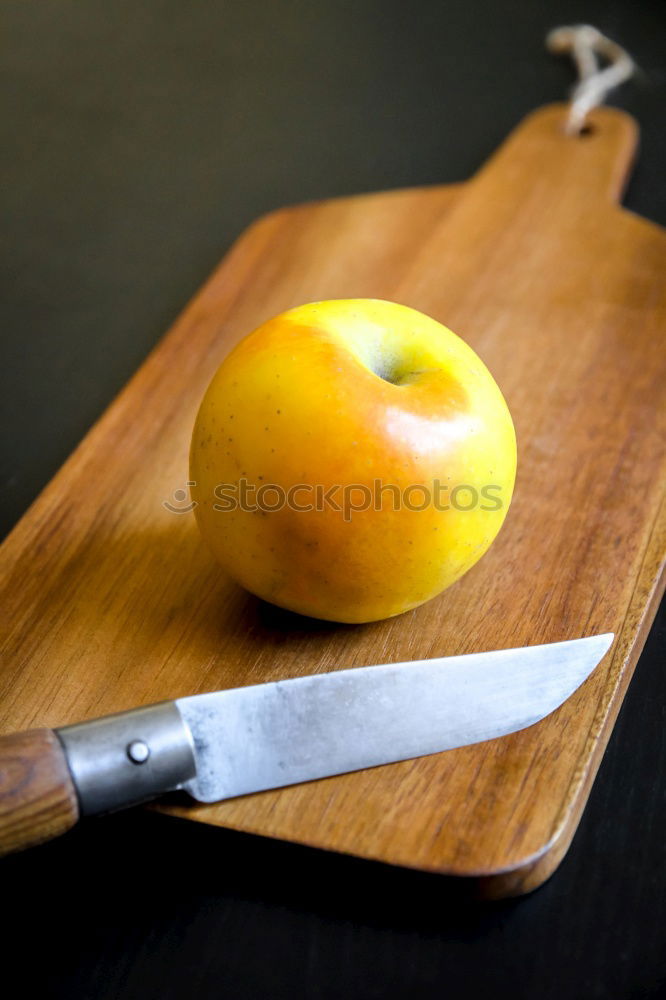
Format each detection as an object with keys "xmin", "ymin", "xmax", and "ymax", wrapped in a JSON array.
[{"xmin": 0, "ymin": 729, "xmax": 79, "ymax": 857}]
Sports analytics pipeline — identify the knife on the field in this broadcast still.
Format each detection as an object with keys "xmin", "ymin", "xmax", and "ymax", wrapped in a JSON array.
[{"xmin": 0, "ymin": 633, "xmax": 613, "ymax": 858}]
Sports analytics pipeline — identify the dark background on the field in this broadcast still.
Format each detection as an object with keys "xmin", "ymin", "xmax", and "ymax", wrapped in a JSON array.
[{"xmin": 1, "ymin": 2, "xmax": 664, "ymax": 998}]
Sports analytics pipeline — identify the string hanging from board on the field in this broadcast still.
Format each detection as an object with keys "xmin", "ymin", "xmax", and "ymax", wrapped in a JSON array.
[{"xmin": 547, "ymin": 25, "xmax": 635, "ymax": 135}]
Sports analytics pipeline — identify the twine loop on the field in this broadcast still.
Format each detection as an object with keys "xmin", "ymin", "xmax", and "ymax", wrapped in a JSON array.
[{"xmin": 546, "ymin": 25, "xmax": 635, "ymax": 135}]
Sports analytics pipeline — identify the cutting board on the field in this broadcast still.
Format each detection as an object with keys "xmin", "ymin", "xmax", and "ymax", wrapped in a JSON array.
[{"xmin": 1, "ymin": 104, "xmax": 664, "ymax": 897}]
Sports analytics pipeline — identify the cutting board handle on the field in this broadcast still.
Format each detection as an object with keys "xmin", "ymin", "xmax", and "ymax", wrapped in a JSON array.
[
  {"xmin": 473, "ymin": 103, "xmax": 638, "ymax": 206},
  {"xmin": 0, "ymin": 729, "xmax": 79, "ymax": 856},
  {"xmin": 396, "ymin": 102, "xmax": 640, "ymax": 306}
]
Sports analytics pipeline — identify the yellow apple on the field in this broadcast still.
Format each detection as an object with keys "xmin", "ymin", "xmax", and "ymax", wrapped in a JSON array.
[{"xmin": 190, "ymin": 299, "xmax": 516, "ymax": 623}]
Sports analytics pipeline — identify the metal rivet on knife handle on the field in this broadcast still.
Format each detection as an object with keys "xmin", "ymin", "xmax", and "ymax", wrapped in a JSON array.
[{"xmin": 127, "ymin": 740, "xmax": 151, "ymax": 764}]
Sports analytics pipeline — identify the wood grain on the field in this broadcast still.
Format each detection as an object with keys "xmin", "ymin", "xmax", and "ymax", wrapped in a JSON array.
[
  {"xmin": 0, "ymin": 104, "xmax": 664, "ymax": 895},
  {"xmin": 0, "ymin": 729, "xmax": 79, "ymax": 856}
]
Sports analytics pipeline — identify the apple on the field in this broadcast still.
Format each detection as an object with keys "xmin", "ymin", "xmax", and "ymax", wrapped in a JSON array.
[{"xmin": 190, "ymin": 299, "xmax": 516, "ymax": 623}]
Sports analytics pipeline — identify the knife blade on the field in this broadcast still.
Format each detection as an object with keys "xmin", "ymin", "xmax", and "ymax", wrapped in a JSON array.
[{"xmin": 0, "ymin": 633, "xmax": 613, "ymax": 857}]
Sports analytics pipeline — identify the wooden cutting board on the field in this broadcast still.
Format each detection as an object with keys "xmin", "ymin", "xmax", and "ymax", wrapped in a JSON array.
[{"xmin": 1, "ymin": 104, "xmax": 664, "ymax": 897}]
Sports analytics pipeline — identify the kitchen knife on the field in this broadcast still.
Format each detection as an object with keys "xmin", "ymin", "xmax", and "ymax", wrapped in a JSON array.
[{"xmin": 0, "ymin": 632, "xmax": 613, "ymax": 857}]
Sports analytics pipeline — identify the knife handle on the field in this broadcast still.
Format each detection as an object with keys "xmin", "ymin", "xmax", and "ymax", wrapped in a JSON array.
[
  {"xmin": 0, "ymin": 702, "xmax": 198, "ymax": 858},
  {"xmin": 0, "ymin": 729, "xmax": 80, "ymax": 858}
]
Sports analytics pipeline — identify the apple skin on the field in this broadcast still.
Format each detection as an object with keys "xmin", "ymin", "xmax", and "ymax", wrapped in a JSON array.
[{"xmin": 190, "ymin": 299, "xmax": 516, "ymax": 623}]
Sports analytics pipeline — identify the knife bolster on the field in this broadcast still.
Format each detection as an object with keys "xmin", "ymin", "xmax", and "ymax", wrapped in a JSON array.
[{"xmin": 57, "ymin": 702, "xmax": 197, "ymax": 816}]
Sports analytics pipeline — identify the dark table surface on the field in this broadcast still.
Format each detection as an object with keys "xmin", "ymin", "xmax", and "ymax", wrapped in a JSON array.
[{"xmin": 1, "ymin": 2, "xmax": 664, "ymax": 998}]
